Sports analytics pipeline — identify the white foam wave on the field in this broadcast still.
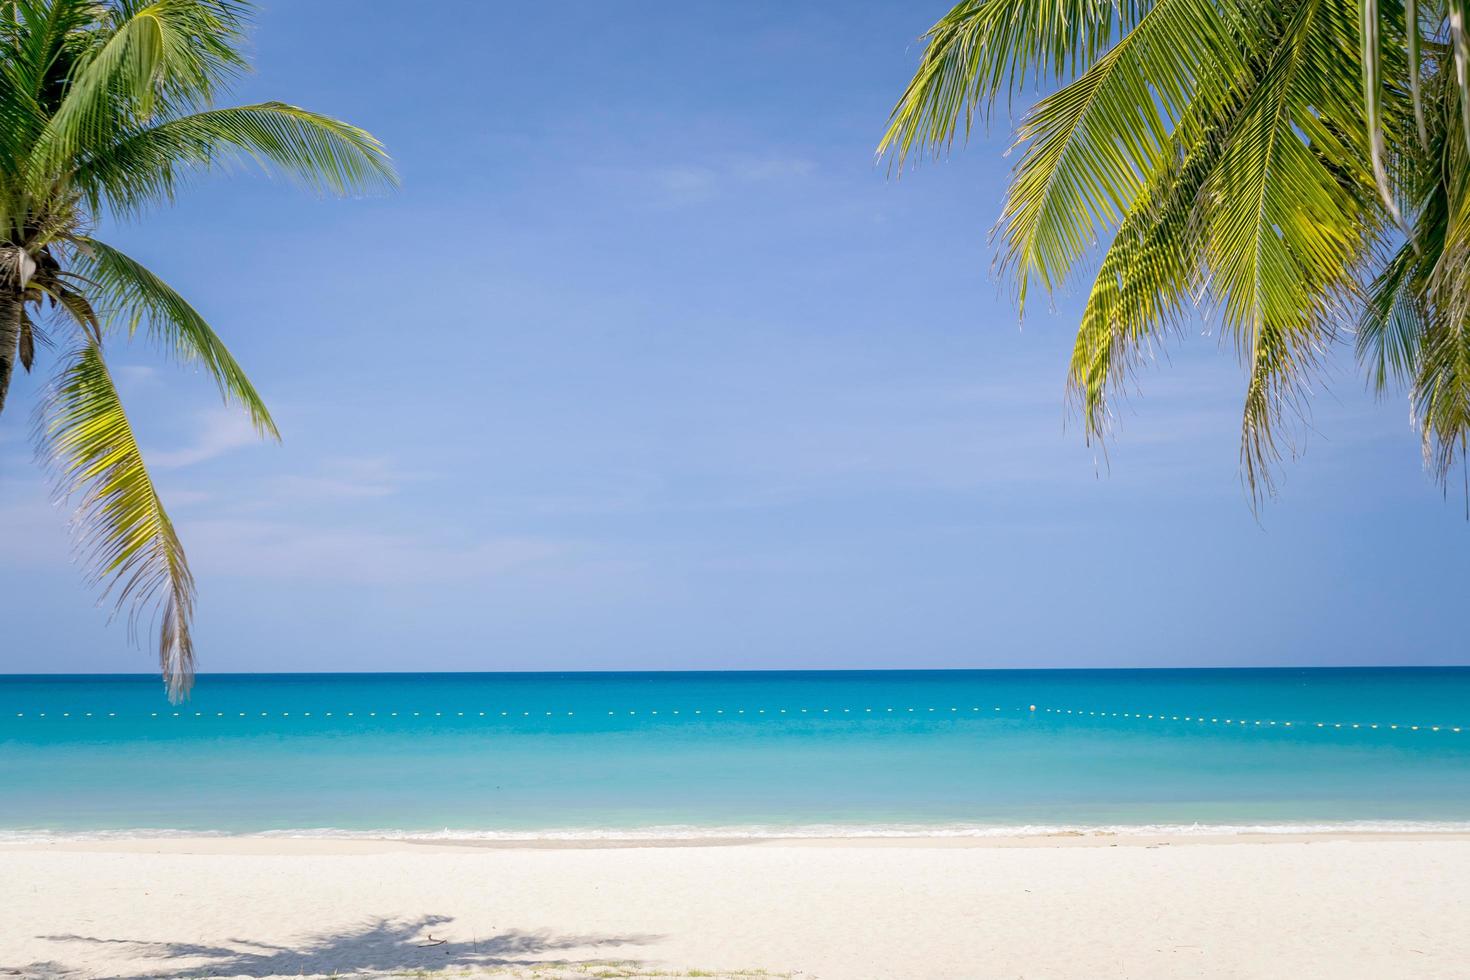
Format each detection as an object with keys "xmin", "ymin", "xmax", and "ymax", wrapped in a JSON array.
[{"xmin": 5, "ymin": 819, "xmax": 1470, "ymax": 844}]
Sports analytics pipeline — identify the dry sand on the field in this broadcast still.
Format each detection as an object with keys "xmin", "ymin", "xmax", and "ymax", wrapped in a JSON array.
[{"xmin": 2, "ymin": 834, "xmax": 1469, "ymax": 979}]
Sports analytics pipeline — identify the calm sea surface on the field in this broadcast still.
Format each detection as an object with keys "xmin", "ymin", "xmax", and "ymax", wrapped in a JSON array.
[{"xmin": 2, "ymin": 669, "xmax": 1468, "ymax": 838}]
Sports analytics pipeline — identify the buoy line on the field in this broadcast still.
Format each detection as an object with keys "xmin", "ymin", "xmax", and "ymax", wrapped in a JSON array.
[
  {"xmin": 1033, "ymin": 705, "xmax": 1462, "ymax": 734},
  {"xmin": 4, "ymin": 704, "xmax": 1463, "ymax": 733}
]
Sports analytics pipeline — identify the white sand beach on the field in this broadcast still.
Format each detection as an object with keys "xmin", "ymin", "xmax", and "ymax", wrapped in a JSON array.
[{"xmin": 2, "ymin": 834, "xmax": 1469, "ymax": 979}]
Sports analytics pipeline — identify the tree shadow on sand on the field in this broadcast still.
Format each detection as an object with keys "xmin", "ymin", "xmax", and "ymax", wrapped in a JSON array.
[{"xmin": 16, "ymin": 914, "xmax": 664, "ymax": 978}]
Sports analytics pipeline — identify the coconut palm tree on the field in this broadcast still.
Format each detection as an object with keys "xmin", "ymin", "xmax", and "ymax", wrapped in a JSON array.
[
  {"xmin": 0, "ymin": 0, "xmax": 394, "ymax": 699},
  {"xmin": 882, "ymin": 0, "xmax": 1470, "ymax": 502}
]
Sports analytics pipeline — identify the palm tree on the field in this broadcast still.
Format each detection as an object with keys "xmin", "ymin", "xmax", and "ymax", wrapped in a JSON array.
[
  {"xmin": 881, "ymin": 0, "xmax": 1470, "ymax": 502},
  {"xmin": 0, "ymin": 0, "xmax": 394, "ymax": 700}
]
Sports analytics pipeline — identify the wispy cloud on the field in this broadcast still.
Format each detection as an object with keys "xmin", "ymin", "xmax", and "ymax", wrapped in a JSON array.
[
  {"xmin": 161, "ymin": 489, "xmax": 214, "ymax": 507},
  {"xmin": 114, "ymin": 364, "xmax": 160, "ymax": 387},
  {"xmin": 731, "ymin": 157, "xmax": 817, "ymax": 181},
  {"xmin": 148, "ymin": 408, "xmax": 263, "ymax": 469},
  {"xmin": 268, "ymin": 456, "xmax": 418, "ymax": 501},
  {"xmin": 592, "ymin": 153, "xmax": 818, "ymax": 208},
  {"xmin": 1, "ymin": 444, "xmax": 565, "ymax": 591},
  {"xmin": 181, "ymin": 518, "xmax": 570, "ymax": 585},
  {"xmin": 651, "ymin": 166, "xmax": 720, "ymax": 205}
]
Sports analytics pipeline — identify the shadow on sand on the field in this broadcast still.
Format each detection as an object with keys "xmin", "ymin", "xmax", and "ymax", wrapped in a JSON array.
[{"xmin": 7, "ymin": 914, "xmax": 664, "ymax": 978}]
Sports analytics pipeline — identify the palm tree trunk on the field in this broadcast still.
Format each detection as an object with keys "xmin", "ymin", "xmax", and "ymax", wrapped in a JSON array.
[{"xmin": 0, "ymin": 288, "xmax": 22, "ymax": 417}]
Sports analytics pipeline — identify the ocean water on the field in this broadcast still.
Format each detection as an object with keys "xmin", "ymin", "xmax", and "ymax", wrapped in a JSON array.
[{"xmin": 1, "ymin": 669, "xmax": 1468, "ymax": 839}]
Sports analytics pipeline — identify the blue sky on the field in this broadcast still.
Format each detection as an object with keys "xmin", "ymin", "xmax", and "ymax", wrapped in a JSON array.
[{"xmin": 1, "ymin": 0, "xmax": 1466, "ymax": 675}]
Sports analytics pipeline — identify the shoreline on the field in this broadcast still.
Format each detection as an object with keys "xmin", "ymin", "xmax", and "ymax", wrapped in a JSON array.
[
  {"xmin": 7, "ymin": 819, "xmax": 1470, "ymax": 849},
  {"xmin": 6, "ymin": 828, "xmax": 1470, "ymax": 854}
]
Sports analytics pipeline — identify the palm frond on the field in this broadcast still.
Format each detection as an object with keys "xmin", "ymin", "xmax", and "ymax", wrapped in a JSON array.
[
  {"xmin": 1425, "ymin": 98, "xmax": 1470, "ymax": 325},
  {"xmin": 1361, "ymin": 0, "xmax": 1414, "ymax": 230},
  {"xmin": 998, "ymin": 0, "xmax": 1239, "ymax": 305},
  {"xmin": 79, "ymin": 101, "xmax": 398, "ymax": 214},
  {"xmin": 1406, "ymin": 0, "xmax": 1429, "ymax": 149},
  {"xmin": 1414, "ymin": 314, "xmax": 1470, "ymax": 485},
  {"xmin": 27, "ymin": 265, "xmax": 103, "ymax": 342},
  {"xmin": 1413, "ymin": 83, "xmax": 1470, "ymax": 485},
  {"xmin": 69, "ymin": 234, "xmax": 277, "ymax": 437},
  {"xmin": 36, "ymin": 340, "xmax": 197, "ymax": 701},
  {"xmin": 30, "ymin": 0, "xmax": 249, "ymax": 182},
  {"xmin": 1451, "ymin": 0, "xmax": 1470, "ymax": 151},
  {"xmin": 0, "ymin": 0, "xmax": 88, "ymax": 169},
  {"xmin": 1359, "ymin": 238, "xmax": 1429, "ymax": 391},
  {"xmin": 878, "ymin": 0, "xmax": 1152, "ymax": 169},
  {"xmin": 1066, "ymin": 80, "xmax": 1251, "ymax": 441},
  {"xmin": 1201, "ymin": 0, "xmax": 1371, "ymax": 497}
]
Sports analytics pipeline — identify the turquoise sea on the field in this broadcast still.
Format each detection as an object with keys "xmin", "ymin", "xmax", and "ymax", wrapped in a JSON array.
[{"xmin": 2, "ymin": 669, "xmax": 1468, "ymax": 838}]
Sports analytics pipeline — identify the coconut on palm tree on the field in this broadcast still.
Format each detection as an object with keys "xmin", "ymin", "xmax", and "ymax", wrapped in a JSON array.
[
  {"xmin": 0, "ymin": 0, "xmax": 394, "ymax": 699},
  {"xmin": 882, "ymin": 0, "xmax": 1470, "ymax": 501}
]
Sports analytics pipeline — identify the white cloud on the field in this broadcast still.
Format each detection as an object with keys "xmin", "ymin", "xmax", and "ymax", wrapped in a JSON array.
[
  {"xmin": 731, "ymin": 156, "xmax": 817, "ymax": 181},
  {"xmin": 1, "ymin": 454, "xmax": 562, "ymax": 591},
  {"xmin": 180, "ymin": 517, "xmax": 569, "ymax": 586},
  {"xmin": 595, "ymin": 154, "xmax": 818, "ymax": 208},
  {"xmin": 162, "ymin": 489, "xmax": 214, "ymax": 507},
  {"xmin": 652, "ymin": 166, "xmax": 719, "ymax": 204},
  {"xmin": 114, "ymin": 364, "xmax": 160, "ymax": 387},
  {"xmin": 268, "ymin": 456, "xmax": 414, "ymax": 500},
  {"xmin": 149, "ymin": 408, "xmax": 262, "ymax": 468}
]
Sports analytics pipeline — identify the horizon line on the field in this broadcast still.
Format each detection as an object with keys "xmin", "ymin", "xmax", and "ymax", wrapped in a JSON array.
[{"xmin": 5, "ymin": 664, "xmax": 1468, "ymax": 678}]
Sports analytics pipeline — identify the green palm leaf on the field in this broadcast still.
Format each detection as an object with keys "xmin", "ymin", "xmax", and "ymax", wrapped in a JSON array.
[
  {"xmin": 998, "ymin": 0, "xmax": 1238, "ymax": 305},
  {"xmin": 1360, "ymin": 240, "xmax": 1428, "ymax": 392},
  {"xmin": 879, "ymin": 0, "xmax": 1152, "ymax": 169},
  {"xmin": 1413, "ymin": 94, "xmax": 1470, "ymax": 482},
  {"xmin": 1202, "ymin": 0, "xmax": 1370, "ymax": 495},
  {"xmin": 1067, "ymin": 88, "xmax": 1246, "ymax": 441},
  {"xmin": 0, "ymin": 0, "xmax": 88, "ymax": 173},
  {"xmin": 1415, "ymin": 318, "xmax": 1470, "ymax": 484},
  {"xmin": 79, "ymin": 102, "xmax": 397, "ymax": 214},
  {"xmin": 30, "ymin": 0, "xmax": 247, "ymax": 178},
  {"xmin": 69, "ymin": 235, "xmax": 278, "ymax": 436},
  {"xmin": 38, "ymin": 341, "xmax": 197, "ymax": 701}
]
